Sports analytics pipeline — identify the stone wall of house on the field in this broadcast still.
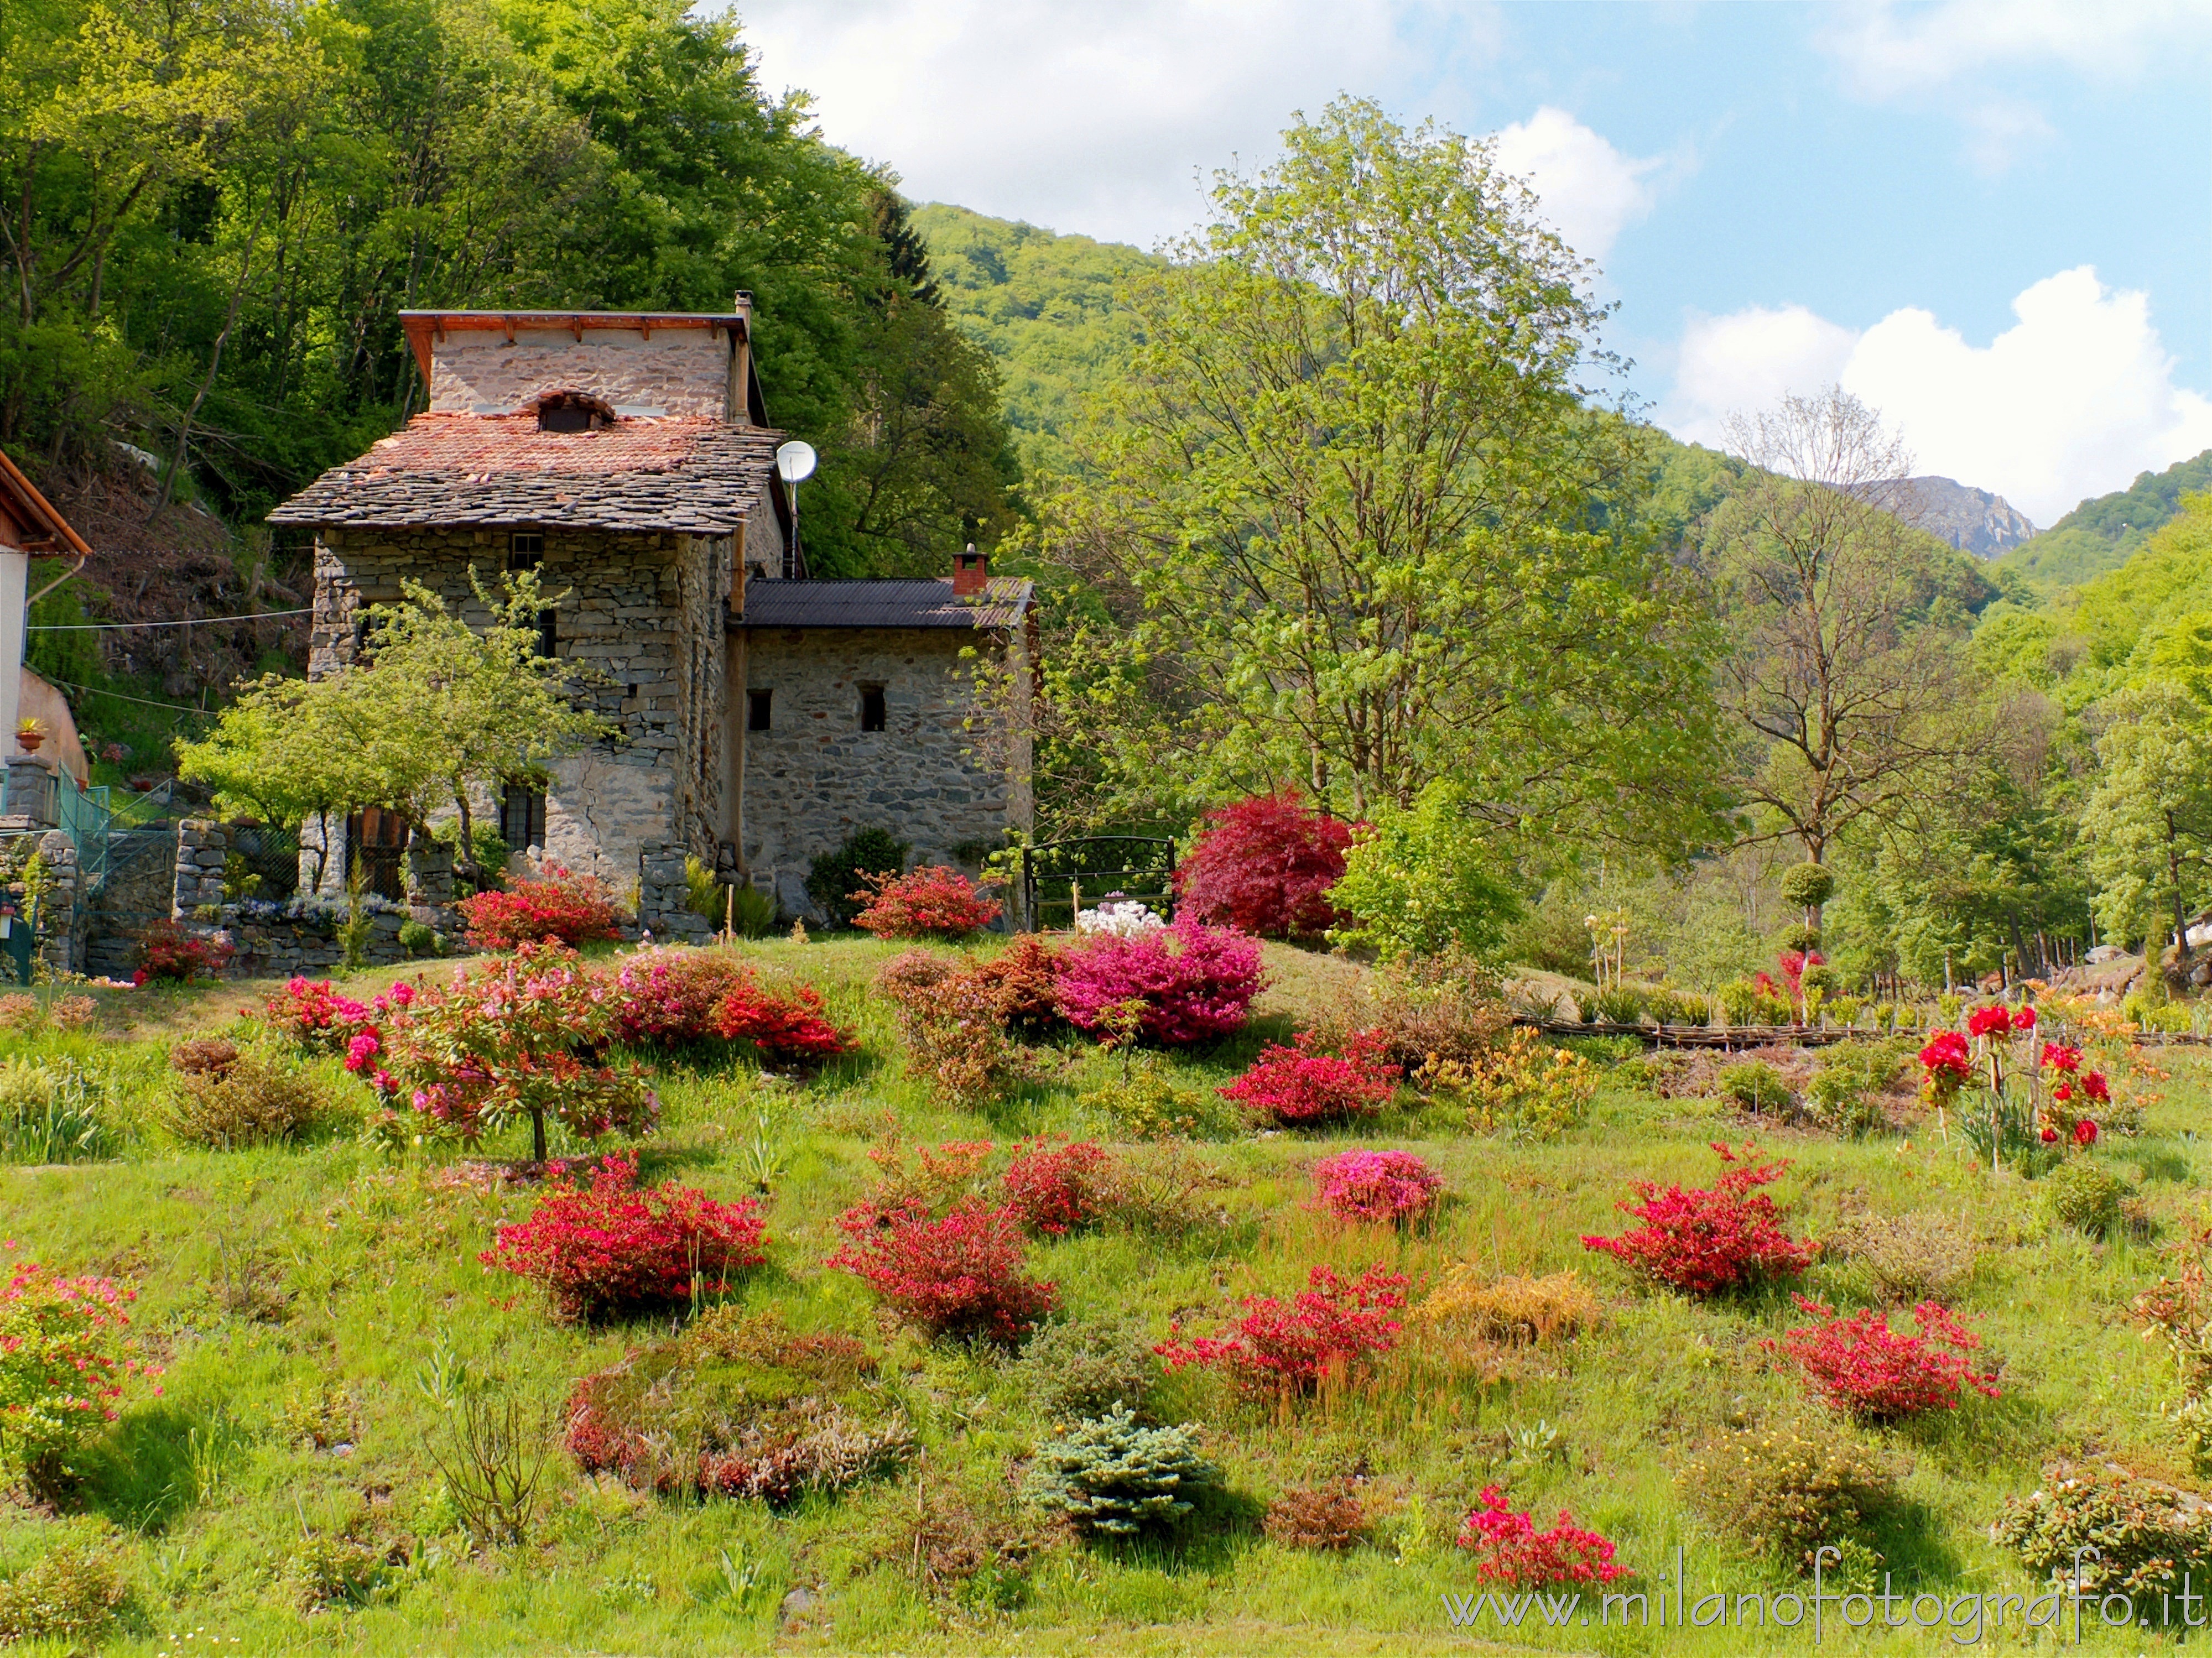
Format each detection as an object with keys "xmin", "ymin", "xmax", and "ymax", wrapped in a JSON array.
[
  {"xmin": 307, "ymin": 526, "xmax": 735, "ymax": 888},
  {"xmin": 740, "ymin": 626, "xmax": 1032, "ymax": 922},
  {"xmin": 427, "ymin": 326, "xmax": 735, "ymax": 419}
]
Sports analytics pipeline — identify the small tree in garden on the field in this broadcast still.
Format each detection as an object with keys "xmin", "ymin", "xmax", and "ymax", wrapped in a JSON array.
[
  {"xmin": 850, "ymin": 865, "xmax": 1002, "ymax": 939},
  {"xmin": 1220, "ymin": 1031, "xmax": 1399, "ymax": 1126},
  {"xmin": 1177, "ymin": 792, "xmax": 1351, "ymax": 938},
  {"xmin": 1055, "ymin": 919, "xmax": 1264, "ymax": 1045},
  {"xmin": 384, "ymin": 942, "xmax": 655, "ymax": 1161},
  {"xmin": 1775, "ymin": 1296, "xmax": 2001, "ymax": 1421},
  {"xmin": 1155, "ymin": 1263, "xmax": 1407, "ymax": 1398},
  {"xmin": 1326, "ymin": 779, "xmax": 1519, "ymax": 959},
  {"xmin": 480, "ymin": 1153, "xmax": 768, "ymax": 1322},
  {"xmin": 1581, "ymin": 1144, "xmax": 1813, "ymax": 1295}
]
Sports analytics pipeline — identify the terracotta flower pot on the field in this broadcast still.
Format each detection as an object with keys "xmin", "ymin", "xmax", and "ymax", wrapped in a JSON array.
[{"xmin": 15, "ymin": 732, "xmax": 43, "ymax": 753}]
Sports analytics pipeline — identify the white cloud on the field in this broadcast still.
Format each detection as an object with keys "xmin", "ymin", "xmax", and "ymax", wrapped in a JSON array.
[
  {"xmin": 731, "ymin": 0, "xmax": 1455, "ymax": 248},
  {"xmin": 1659, "ymin": 268, "xmax": 2212, "ymax": 524},
  {"xmin": 1489, "ymin": 106, "xmax": 1665, "ymax": 264},
  {"xmin": 1819, "ymin": 0, "xmax": 2212, "ymax": 95}
]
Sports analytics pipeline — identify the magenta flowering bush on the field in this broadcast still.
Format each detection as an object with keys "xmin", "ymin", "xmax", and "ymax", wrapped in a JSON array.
[
  {"xmin": 1310, "ymin": 1148, "xmax": 1444, "ymax": 1224},
  {"xmin": 1054, "ymin": 918, "xmax": 1264, "ymax": 1046}
]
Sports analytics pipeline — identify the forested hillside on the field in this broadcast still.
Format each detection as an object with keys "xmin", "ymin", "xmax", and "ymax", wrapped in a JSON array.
[
  {"xmin": 1997, "ymin": 447, "xmax": 2212, "ymax": 587},
  {"xmin": 1, "ymin": 0, "xmax": 1017, "ymax": 581}
]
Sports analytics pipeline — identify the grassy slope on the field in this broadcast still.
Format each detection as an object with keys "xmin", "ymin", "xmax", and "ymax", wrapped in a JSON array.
[{"xmin": 2, "ymin": 939, "xmax": 2203, "ymax": 1654}]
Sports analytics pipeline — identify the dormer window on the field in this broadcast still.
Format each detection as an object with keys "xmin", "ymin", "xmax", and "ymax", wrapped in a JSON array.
[{"xmin": 535, "ymin": 393, "xmax": 611, "ymax": 432}]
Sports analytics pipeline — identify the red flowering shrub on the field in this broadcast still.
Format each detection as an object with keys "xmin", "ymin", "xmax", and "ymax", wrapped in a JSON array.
[
  {"xmin": 384, "ymin": 942, "xmax": 656, "ymax": 1159},
  {"xmin": 2074, "ymin": 1118, "xmax": 2099, "ymax": 1146},
  {"xmin": 1002, "ymin": 1136, "xmax": 1117, "ymax": 1235},
  {"xmin": 1918, "ymin": 1029, "xmax": 1971, "ymax": 1083},
  {"xmin": 1581, "ymin": 1144, "xmax": 1814, "ymax": 1296},
  {"xmin": 1774, "ymin": 1295, "xmax": 2001, "ymax": 1421},
  {"xmin": 0, "ymin": 1258, "xmax": 149, "ymax": 1497},
  {"xmin": 1219, "ymin": 1030, "xmax": 1399, "ymax": 1126},
  {"xmin": 1456, "ymin": 1486, "xmax": 1631, "ymax": 1587},
  {"xmin": 1310, "ymin": 1148, "xmax": 1443, "ymax": 1224},
  {"xmin": 850, "ymin": 865, "xmax": 1002, "ymax": 940},
  {"xmin": 966, "ymin": 935, "xmax": 1065, "ymax": 1033},
  {"xmin": 826, "ymin": 1198, "xmax": 1057, "ymax": 1344},
  {"xmin": 1055, "ymin": 919, "xmax": 1264, "ymax": 1046},
  {"xmin": 712, "ymin": 975, "xmax": 855, "ymax": 1063},
  {"xmin": 1966, "ymin": 1004, "xmax": 2013, "ymax": 1038},
  {"xmin": 1175, "ymin": 792, "xmax": 1352, "ymax": 939},
  {"xmin": 1776, "ymin": 949, "xmax": 1824, "ymax": 1002},
  {"xmin": 134, "ymin": 919, "xmax": 232, "ymax": 986},
  {"xmin": 2012, "ymin": 1004, "xmax": 2038, "ymax": 1032},
  {"xmin": 2041, "ymin": 1041, "xmax": 2083, "ymax": 1074},
  {"xmin": 459, "ymin": 863, "xmax": 626, "ymax": 950},
  {"xmin": 480, "ymin": 1153, "xmax": 767, "ymax": 1322},
  {"xmin": 264, "ymin": 977, "xmax": 374, "ymax": 1052},
  {"xmin": 1155, "ymin": 1264, "xmax": 1408, "ymax": 1396},
  {"xmin": 608, "ymin": 947, "xmax": 756, "ymax": 1045},
  {"xmin": 2082, "ymin": 1071, "xmax": 2111, "ymax": 1104}
]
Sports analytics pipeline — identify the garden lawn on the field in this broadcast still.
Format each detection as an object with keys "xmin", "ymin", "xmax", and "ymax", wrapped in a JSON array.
[{"xmin": 1, "ymin": 937, "xmax": 2205, "ymax": 1655}]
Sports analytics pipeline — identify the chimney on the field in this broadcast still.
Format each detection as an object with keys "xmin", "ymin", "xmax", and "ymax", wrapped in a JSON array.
[{"xmin": 951, "ymin": 543, "xmax": 988, "ymax": 597}]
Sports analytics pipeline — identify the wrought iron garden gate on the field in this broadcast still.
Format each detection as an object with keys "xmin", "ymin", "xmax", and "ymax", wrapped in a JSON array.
[{"xmin": 1018, "ymin": 836, "xmax": 1177, "ymax": 932}]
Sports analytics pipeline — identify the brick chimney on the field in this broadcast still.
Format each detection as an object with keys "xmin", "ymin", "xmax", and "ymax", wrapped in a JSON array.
[{"xmin": 952, "ymin": 542, "xmax": 988, "ymax": 597}]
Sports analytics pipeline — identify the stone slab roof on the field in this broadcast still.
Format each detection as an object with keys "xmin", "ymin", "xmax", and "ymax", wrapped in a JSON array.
[
  {"xmin": 266, "ymin": 413, "xmax": 783, "ymax": 534},
  {"xmin": 734, "ymin": 577, "xmax": 1031, "ymax": 630}
]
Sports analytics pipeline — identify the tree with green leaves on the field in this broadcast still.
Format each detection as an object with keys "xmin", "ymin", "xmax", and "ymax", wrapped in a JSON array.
[
  {"xmin": 2081, "ymin": 674, "xmax": 2212, "ymax": 975},
  {"xmin": 1052, "ymin": 97, "xmax": 1724, "ymax": 858}
]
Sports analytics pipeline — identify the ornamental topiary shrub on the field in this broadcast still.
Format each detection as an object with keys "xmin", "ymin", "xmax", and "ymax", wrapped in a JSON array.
[
  {"xmin": 566, "ymin": 1308, "xmax": 913, "ymax": 1503},
  {"xmin": 827, "ymin": 1197, "xmax": 1058, "ymax": 1346},
  {"xmin": 1581, "ymin": 1144, "xmax": 1814, "ymax": 1296},
  {"xmin": 1023, "ymin": 1405, "xmax": 1220, "ymax": 1537},
  {"xmin": 851, "ymin": 865, "xmax": 1003, "ymax": 939},
  {"xmin": 1175, "ymin": 792, "xmax": 1352, "ymax": 939},
  {"xmin": 1774, "ymin": 1295, "xmax": 2001, "ymax": 1421},
  {"xmin": 1219, "ymin": 1031, "xmax": 1399, "ymax": 1127},
  {"xmin": 806, "ymin": 827, "xmax": 910, "ymax": 927},
  {"xmin": 480, "ymin": 1153, "xmax": 768, "ymax": 1322},
  {"xmin": 1155, "ymin": 1264, "xmax": 1408, "ymax": 1398},
  {"xmin": 1055, "ymin": 919, "xmax": 1264, "ymax": 1047},
  {"xmin": 457, "ymin": 863, "xmax": 626, "ymax": 950}
]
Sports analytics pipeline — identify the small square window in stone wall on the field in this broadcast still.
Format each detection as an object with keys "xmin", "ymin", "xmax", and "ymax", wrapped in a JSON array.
[{"xmin": 860, "ymin": 684, "xmax": 886, "ymax": 732}]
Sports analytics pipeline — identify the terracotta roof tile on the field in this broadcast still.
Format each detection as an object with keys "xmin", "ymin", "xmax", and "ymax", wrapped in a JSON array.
[{"xmin": 267, "ymin": 413, "xmax": 783, "ymax": 534}]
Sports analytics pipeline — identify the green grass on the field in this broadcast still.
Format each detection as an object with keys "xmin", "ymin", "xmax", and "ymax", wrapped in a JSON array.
[{"xmin": 1, "ymin": 941, "xmax": 2205, "ymax": 1653}]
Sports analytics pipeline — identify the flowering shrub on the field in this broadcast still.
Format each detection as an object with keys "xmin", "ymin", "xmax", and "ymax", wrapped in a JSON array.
[
  {"xmin": 1076, "ymin": 899, "xmax": 1167, "ymax": 939},
  {"xmin": 712, "ymin": 974, "xmax": 855, "ymax": 1064},
  {"xmin": 1155, "ymin": 1263, "xmax": 1408, "ymax": 1397},
  {"xmin": 264, "ymin": 977, "xmax": 375, "ymax": 1053},
  {"xmin": 1002, "ymin": 1136, "xmax": 1117, "ymax": 1236},
  {"xmin": 851, "ymin": 864, "xmax": 1003, "ymax": 940},
  {"xmin": 2041, "ymin": 1041, "xmax": 2082, "ymax": 1074},
  {"xmin": 826, "ymin": 1198, "xmax": 1057, "ymax": 1344},
  {"xmin": 1917, "ymin": 1029, "xmax": 1971, "ymax": 1101},
  {"xmin": 1219, "ymin": 1030, "xmax": 1399, "ymax": 1126},
  {"xmin": 1310, "ymin": 1148, "xmax": 1444, "ymax": 1225},
  {"xmin": 1175, "ymin": 792, "xmax": 1352, "ymax": 939},
  {"xmin": 1055, "ymin": 919, "xmax": 1264, "ymax": 1046},
  {"xmin": 1774, "ymin": 1295, "xmax": 2001, "ymax": 1420},
  {"xmin": 966, "ymin": 935, "xmax": 1065, "ymax": 1033},
  {"xmin": 133, "ymin": 919, "xmax": 232, "ymax": 985},
  {"xmin": 1965, "ymin": 1004, "xmax": 2013, "ymax": 1038},
  {"xmin": 608, "ymin": 947, "xmax": 756, "ymax": 1045},
  {"xmin": 383, "ymin": 942, "xmax": 655, "ymax": 1160},
  {"xmin": 1776, "ymin": 949, "xmax": 1824, "ymax": 1003},
  {"xmin": 0, "ymin": 1260, "xmax": 144, "ymax": 1496},
  {"xmin": 1581, "ymin": 1144, "xmax": 1814, "ymax": 1296},
  {"xmin": 1456, "ymin": 1486, "xmax": 1631, "ymax": 1587},
  {"xmin": 481, "ymin": 1153, "xmax": 767, "ymax": 1321},
  {"xmin": 458, "ymin": 863, "xmax": 626, "ymax": 950}
]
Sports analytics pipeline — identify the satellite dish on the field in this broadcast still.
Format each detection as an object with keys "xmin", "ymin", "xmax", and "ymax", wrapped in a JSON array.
[{"xmin": 775, "ymin": 440, "xmax": 817, "ymax": 484}]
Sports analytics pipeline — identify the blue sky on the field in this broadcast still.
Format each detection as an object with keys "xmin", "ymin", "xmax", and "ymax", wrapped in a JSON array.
[{"xmin": 735, "ymin": 1, "xmax": 2212, "ymax": 522}]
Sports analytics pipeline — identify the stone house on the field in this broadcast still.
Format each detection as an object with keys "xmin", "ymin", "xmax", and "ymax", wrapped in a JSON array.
[{"xmin": 268, "ymin": 304, "xmax": 1032, "ymax": 934}]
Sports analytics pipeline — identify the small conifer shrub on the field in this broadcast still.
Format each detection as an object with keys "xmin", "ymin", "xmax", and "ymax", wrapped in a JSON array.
[{"xmin": 1023, "ymin": 1405, "xmax": 1221, "ymax": 1536}]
